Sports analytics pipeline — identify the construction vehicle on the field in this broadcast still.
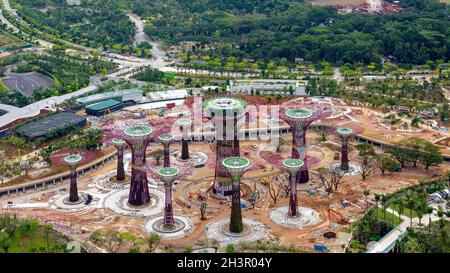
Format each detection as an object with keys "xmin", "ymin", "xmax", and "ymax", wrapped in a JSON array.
[{"xmin": 328, "ymin": 206, "xmax": 349, "ymax": 228}]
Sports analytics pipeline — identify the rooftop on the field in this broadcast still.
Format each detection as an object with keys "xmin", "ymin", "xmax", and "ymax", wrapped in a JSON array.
[{"xmin": 86, "ymin": 99, "xmax": 121, "ymax": 111}]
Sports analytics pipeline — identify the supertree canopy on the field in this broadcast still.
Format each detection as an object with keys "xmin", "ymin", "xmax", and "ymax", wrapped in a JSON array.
[
  {"xmin": 282, "ymin": 159, "xmax": 304, "ymax": 217},
  {"xmin": 158, "ymin": 166, "xmax": 180, "ymax": 230},
  {"xmin": 64, "ymin": 154, "xmax": 83, "ymax": 203},
  {"xmin": 159, "ymin": 133, "xmax": 174, "ymax": 168},
  {"xmin": 280, "ymin": 101, "xmax": 332, "ymax": 183},
  {"xmin": 123, "ymin": 125, "xmax": 153, "ymax": 207},
  {"xmin": 203, "ymin": 97, "xmax": 247, "ymax": 196},
  {"xmin": 222, "ymin": 156, "xmax": 251, "ymax": 233},
  {"xmin": 112, "ymin": 138, "xmax": 127, "ymax": 181}
]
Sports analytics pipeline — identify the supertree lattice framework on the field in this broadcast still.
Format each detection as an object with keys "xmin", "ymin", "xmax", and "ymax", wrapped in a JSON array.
[
  {"xmin": 204, "ymin": 97, "xmax": 247, "ymax": 196},
  {"xmin": 112, "ymin": 138, "xmax": 127, "ymax": 181},
  {"xmin": 281, "ymin": 104, "xmax": 331, "ymax": 183},
  {"xmin": 123, "ymin": 125, "xmax": 153, "ymax": 207},
  {"xmin": 64, "ymin": 155, "xmax": 83, "ymax": 203}
]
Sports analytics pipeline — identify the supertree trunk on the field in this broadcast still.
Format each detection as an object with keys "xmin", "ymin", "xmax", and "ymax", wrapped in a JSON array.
[
  {"xmin": 181, "ymin": 139, "xmax": 189, "ymax": 160},
  {"xmin": 299, "ymin": 127, "xmax": 309, "ymax": 183},
  {"xmin": 229, "ymin": 178, "xmax": 243, "ymax": 233},
  {"xmin": 116, "ymin": 148, "xmax": 125, "ymax": 181},
  {"xmin": 288, "ymin": 172, "xmax": 298, "ymax": 217},
  {"xmin": 163, "ymin": 145, "xmax": 170, "ymax": 167},
  {"xmin": 292, "ymin": 126, "xmax": 309, "ymax": 184},
  {"xmin": 213, "ymin": 114, "xmax": 233, "ymax": 196},
  {"xmin": 128, "ymin": 145, "xmax": 150, "ymax": 206},
  {"xmin": 233, "ymin": 114, "xmax": 240, "ymax": 157},
  {"xmin": 69, "ymin": 170, "xmax": 79, "ymax": 202},
  {"xmin": 163, "ymin": 185, "xmax": 174, "ymax": 229},
  {"xmin": 341, "ymin": 137, "xmax": 349, "ymax": 171},
  {"xmin": 213, "ymin": 139, "xmax": 234, "ymax": 195}
]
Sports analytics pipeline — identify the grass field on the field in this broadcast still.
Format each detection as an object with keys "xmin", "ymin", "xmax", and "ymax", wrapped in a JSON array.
[
  {"xmin": 390, "ymin": 204, "xmax": 418, "ymax": 218},
  {"xmin": 0, "ymin": 31, "xmax": 28, "ymax": 50},
  {"xmin": 375, "ymin": 207, "xmax": 403, "ymax": 225}
]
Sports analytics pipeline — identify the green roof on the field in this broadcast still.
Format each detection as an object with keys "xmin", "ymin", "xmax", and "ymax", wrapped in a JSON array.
[{"xmin": 86, "ymin": 99, "xmax": 121, "ymax": 111}]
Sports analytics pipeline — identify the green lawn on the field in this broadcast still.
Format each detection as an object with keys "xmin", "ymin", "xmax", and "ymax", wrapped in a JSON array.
[
  {"xmin": 0, "ymin": 79, "xmax": 10, "ymax": 92},
  {"xmin": 0, "ymin": 31, "xmax": 28, "ymax": 50},
  {"xmin": 390, "ymin": 204, "xmax": 419, "ymax": 218},
  {"xmin": 375, "ymin": 207, "xmax": 403, "ymax": 225}
]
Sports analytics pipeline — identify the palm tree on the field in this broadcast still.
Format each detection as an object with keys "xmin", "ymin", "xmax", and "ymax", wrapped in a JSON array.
[
  {"xmin": 380, "ymin": 195, "xmax": 388, "ymax": 221},
  {"xmin": 363, "ymin": 189, "xmax": 370, "ymax": 210},
  {"xmin": 426, "ymin": 207, "xmax": 434, "ymax": 234},
  {"xmin": 407, "ymin": 198, "xmax": 415, "ymax": 228},
  {"xmin": 374, "ymin": 194, "xmax": 381, "ymax": 221}
]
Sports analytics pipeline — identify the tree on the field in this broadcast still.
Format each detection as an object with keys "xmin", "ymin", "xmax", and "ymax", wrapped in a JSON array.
[
  {"xmin": 386, "ymin": 143, "xmax": 410, "ymax": 168},
  {"xmin": 90, "ymin": 230, "xmax": 134, "ymax": 253},
  {"xmin": 421, "ymin": 142, "xmax": 443, "ymax": 169},
  {"xmin": 363, "ymin": 189, "xmax": 370, "ymax": 209},
  {"xmin": 261, "ymin": 175, "xmax": 285, "ymax": 205},
  {"xmin": 356, "ymin": 143, "xmax": 376, "ymax": 181},
  {"xmin": 316, "ymin": 168, "xmax": 344, "ymax": 195},
  {"xmin": 375, "ymin": 156, "xmax": 399, "ymax": 175},
  {"xmin": 400, "ymin": 235, "xmax": 425, "ymax": 253},
  {"xmin": 145, "ymin": 232, "xmax": 161, "ymax": 253},
  {"xmin": 426, "ymin": 207, "xmax": 434, "ymax": 234}
]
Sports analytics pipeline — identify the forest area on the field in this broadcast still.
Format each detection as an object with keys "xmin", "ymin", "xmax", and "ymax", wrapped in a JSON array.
[{"xmin": 9, "ymin": 0, "xmax": 449, "ymax": 66}]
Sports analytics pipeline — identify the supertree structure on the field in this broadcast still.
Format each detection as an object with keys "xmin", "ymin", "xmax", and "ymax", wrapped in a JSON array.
[
  {"xmin": 123, "ymin": 125, "xmax": 153, "ymax": 207},
  {"xmin": 157, "ymin": 166, "xmax": 180, "ymax": 230},
  {"xmin": 282, "ymin": 158, "xmax": 304, "ymax": 217},
  {"xmin": 112, "ymin": 138, "xmax": 127, "ymax": 181},
  {"xmin": 335, "ymin": 127, "xmax": 358, "ymax": 172},
  {"xmin": 159, "ymin": 133, "xmax": 174, "ymax": 168},
  {"xmin": 204, "ymin": 97, "xmax": 247, "ymax": 196},
  {"xmin": 281, "ymin": 106, "xmax": 331, "ymax": 184},
  {"xmin": 222, "ymin": 157, "xmax": 251, "ymax": 233},
  {"xmin": 64, "ymin": 154, "xmax": 83, "ymax": 203},
  {"xmin": 177, "ymin": 118, "xmax": 192, "ymax": 160}
]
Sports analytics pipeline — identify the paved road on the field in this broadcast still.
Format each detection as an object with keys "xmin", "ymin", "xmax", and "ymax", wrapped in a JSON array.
[
  {"xmin": 127, "ymin": 13, "xmax": 168, "ymax": 69},
  {"xmin": 1, "ymin": 0, "xmax": 53, "ymax": 48}
]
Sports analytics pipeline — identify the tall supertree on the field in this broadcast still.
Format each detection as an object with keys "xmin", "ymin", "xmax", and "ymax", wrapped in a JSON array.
[
  {"xmin": 335, "ymin": 127, "xmax": 358, "ymax": 172},
  {"xmin": 281, "ymin": 106, "xmax": 331, "ymax": 184},
  {"xmin": 282, "ymin": 158, "xmax": 304, "ymax": 217},
  {"xmin": 222, "ymin": 157, "xmax": 251, "ymax": 233},
  {"xmin": 204, "ymin": 97, "xmax": 247, "ymax": 196},
  {"xmin": 159, "ymin": 133, "xmax": 174, "ymax": 168},
  {"xmin": 177, "ymin": 118, "xmax": 192, "ymax": 160},
  {"xmin": 123, "ymin": 125, "xmax": 153, "ymax": 207},
  {"xmin": 64, "ymin": 154, "xmax": 82, "ymax": 203},
  {"xmin": 112, "ymin": 138, "xmax": 127, "ymax": 181},
  {"xmin": 157, "ymin": 166, "xmax": 180, "ymax": 230}
]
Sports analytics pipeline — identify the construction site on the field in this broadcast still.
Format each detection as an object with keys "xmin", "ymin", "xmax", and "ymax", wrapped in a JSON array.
[{"xmin": 0, "ymin": 95, "xmax": 448, "ymax": 253}]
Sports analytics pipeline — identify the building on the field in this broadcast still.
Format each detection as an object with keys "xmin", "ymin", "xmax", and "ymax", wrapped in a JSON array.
[
  {"xmin": 418, "ymin": 110, "xmax": 434, "ymax": 120},
  {"xmin": 16, "ymin": 112, "xmax": 87, "ymax": 141},
  {"xmin": 76, "ymin": 88, "xmax": 143, "ymax": 106},
  {"xmin": 228, "ymin": 79, "xmax": 307, "ymax": 96},
  {"xmin": 146, "ymin": 89, "xmax": 188, "ymax": 102},
  {"xmin": 85, "ymin": 99, "xmax": 123, "ymax": 117},
  {"xmin": 397, "ymin": 106, "xmax": 411, "ymax": 115}
]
